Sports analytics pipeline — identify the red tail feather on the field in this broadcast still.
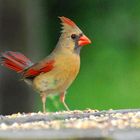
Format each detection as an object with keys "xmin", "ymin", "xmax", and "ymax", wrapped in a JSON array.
[{"xmin": 0, "ymin": 51, "xmax": 33, "ymax": 73}]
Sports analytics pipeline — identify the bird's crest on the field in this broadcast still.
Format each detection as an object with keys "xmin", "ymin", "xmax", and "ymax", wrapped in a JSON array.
[
  {"xmin": 59, "ymin": 16, "xmax": 80, "ymax": 33},
  {"xmin": 59, "ymin": 16, "xmax": 76, "ymax": 27}
]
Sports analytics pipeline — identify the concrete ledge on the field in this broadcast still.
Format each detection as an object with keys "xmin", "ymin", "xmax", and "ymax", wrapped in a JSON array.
[{"xmin": 0, "ymin": 109, "xmax": 139, "ymax": 140}]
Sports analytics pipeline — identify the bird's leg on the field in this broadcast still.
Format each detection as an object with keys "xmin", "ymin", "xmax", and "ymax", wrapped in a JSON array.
[
  {"xmin": 60, "ymin": 92, "xmax": 70, "ymax": 111},
  {"xmin": 40, "ymin": 93, "xmax": 47, "ymax": 113}
]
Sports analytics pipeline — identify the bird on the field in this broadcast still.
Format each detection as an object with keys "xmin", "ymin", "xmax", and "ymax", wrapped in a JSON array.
[{"xmin": 0, "ymin": 16, "xmax": 91, "ymax": 112}]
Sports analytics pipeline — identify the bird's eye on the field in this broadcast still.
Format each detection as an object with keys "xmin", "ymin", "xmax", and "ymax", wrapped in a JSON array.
[
  {"xmin": 79, "ymin": 33, "xmax": 83, "ymax": 37},
  {"xmin": 71, "ymin": 34, "xmax": 77, "ymax": 39}
]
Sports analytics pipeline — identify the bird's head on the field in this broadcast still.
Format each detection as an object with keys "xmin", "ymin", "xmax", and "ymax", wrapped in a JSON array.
[{"xmin": 57, "ymin": 16, "xmax": 91, "ymax": 54}]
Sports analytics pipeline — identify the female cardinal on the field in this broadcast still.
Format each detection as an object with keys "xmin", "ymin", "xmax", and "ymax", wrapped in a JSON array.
[{"xmin": 0, "ymin": 16, "xmax": 91, "ymax": 112}]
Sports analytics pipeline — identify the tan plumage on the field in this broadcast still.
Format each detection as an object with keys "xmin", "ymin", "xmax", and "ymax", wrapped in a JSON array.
[{"xmin": 0, "ymin": 16, "xmax": 91, "ymax": 112}]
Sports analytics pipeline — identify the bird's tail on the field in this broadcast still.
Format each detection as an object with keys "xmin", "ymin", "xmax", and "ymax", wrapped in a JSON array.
[{"xmin": 0, "ymin": 51, "xmax": 33, "ymax": 73}]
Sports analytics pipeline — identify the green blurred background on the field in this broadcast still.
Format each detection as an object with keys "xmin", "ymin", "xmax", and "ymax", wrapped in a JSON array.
[{"xmin": 0, "ymin": 0, "xmax": 140, "ymax": 114}]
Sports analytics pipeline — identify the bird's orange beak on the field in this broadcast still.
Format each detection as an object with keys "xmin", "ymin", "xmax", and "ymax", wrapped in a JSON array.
[{"xmin": 78, "ymin": 35, "xmax": 91, "ymax": 47}]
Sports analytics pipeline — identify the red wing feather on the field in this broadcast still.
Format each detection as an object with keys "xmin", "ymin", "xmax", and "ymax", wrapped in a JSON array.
[{"xmin": 23, "ymin": 60, "xmax": 55, "ymax": 78}]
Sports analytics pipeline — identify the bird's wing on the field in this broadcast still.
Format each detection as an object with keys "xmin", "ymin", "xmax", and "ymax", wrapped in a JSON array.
[{"xmin": 23, "ymin": 59, "xmax": 55, "ymax": 78}]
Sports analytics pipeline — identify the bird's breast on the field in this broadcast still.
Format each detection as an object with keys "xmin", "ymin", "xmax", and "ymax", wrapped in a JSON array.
[
  {"xmin": 56, "ymin": 54, "xmax": 80, "ymax": 90},
  {"xmin": 33, "ymin": 54, "xmax": 80, "ymax": 94}
]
